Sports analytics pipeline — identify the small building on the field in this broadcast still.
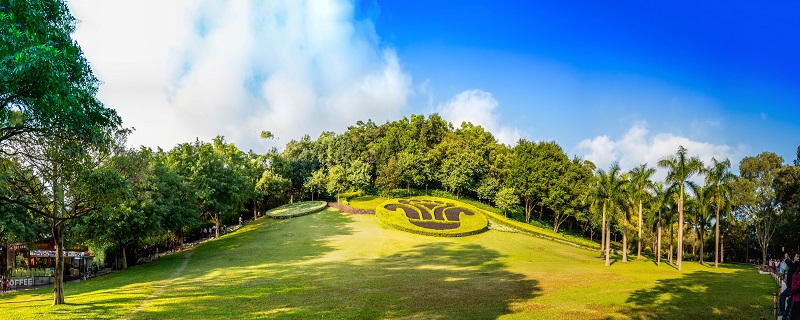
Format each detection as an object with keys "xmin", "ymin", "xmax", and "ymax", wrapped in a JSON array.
[{"xmin": 2, "ymin": 243, "xmax": 94, "ymax": 290}]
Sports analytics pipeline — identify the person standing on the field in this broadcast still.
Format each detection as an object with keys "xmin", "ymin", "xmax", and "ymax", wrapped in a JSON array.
[{"xmin": 782, "ymin": 253, "xmax": 798, "ymax": 317}]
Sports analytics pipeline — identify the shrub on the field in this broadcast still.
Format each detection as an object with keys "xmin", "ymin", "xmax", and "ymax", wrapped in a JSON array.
[
  {"xmin": 376, "ymin": 196, "xmax": 488, "ymax": 237},
  {"xmin": 265, "ymin": 201, "xmax": 327, "ymax": 219}
]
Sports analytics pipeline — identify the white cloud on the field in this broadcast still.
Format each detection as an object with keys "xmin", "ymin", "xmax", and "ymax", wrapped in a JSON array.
[
  {"xmin": 69, "ymin": 0, "xmax": 412, "ymax": 152},
  {"xmin": 436, "ymin": 89, "xmax": 521, "ymax": 146},
  {"xmin": 577, "ymin": 122, "xmax": 745, "ymax": 180}
]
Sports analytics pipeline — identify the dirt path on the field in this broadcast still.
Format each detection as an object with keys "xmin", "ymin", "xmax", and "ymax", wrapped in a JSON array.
[{"xmin": 127, "ymin": 250, "xmax": 193, "ymax": 319}]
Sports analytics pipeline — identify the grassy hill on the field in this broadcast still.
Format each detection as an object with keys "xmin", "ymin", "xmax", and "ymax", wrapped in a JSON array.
[{"xmin": 0, "ymin": 207, "xmax": 776, "ymax": 319}]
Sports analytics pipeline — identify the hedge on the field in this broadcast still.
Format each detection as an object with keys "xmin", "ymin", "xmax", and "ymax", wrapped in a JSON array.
[
  {"xmin": 376, "ymin": 196, "xmax": 488, "ymax": 237},
  {"xmin": 265, "ymin": 201, "xmax": 328, "ymax": 219}
]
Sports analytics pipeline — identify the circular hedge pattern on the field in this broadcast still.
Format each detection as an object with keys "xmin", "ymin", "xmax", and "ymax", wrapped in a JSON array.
[
  {"xmin": 376, "ymin": 197, "xmax": 488, "ymax": 237},
  {"xmin": 265, "ymin": 201, "xmax": 327, "ymax": 219}
]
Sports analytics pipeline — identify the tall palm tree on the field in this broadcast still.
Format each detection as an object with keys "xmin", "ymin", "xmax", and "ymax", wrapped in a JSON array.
[
  {"xmin": 595, "ymin": 163, "xmax": 628, "ymax": 267},
  {"xmin": 651, "ymin": 182, "xmax": 673, "ymax": 266},
  {"xmin": 705, "ymin": 157, "xmax": 736, "ymax": 268},
  {"xmin": 630, "ymin": 164, "xmax": 655, "ymax": 261},
  {"xmin": 658, "ymin": 146, "xmax": 703, "ymax": 271},
  {"xmin": 688, "ymin": 183, "xmax": 713, "ymax": 264}
]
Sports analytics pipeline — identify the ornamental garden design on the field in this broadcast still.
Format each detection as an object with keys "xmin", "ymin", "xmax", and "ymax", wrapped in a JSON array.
[{"xmin": 376, "ymin": 197, "xmax": 488, "ymax": 237}]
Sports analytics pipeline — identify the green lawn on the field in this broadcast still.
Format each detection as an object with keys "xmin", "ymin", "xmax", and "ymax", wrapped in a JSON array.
[{"xmin": 0, "ymin": 208, "xmax": 775, "ymax": 319}]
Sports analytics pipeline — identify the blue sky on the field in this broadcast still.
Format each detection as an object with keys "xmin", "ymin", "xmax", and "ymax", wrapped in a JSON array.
[
  {"xmin": 69, "ymin": 0, "xmax": 799, "ymax": 172},
  {"xmin": 374, "ymin": 1, "xmax": 799, "ymax": 164}
]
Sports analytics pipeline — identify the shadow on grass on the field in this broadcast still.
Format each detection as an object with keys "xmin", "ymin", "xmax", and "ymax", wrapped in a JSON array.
[
  {"xmin": 619, "ymin": 264, "xmax": 774, "ymax": 320},
  {"xmin": 134, "ymin": 210, "xmax": 540, "ymax": 319}
]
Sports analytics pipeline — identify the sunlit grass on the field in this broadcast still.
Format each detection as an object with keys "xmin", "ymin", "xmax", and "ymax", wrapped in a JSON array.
[
  {"xmin": 0, "ymin": 207, "xmax": 775, "ymax": 319},
  {"xmin": 346, "ymin": 195, "xmax": 385, "ymax": 210}
]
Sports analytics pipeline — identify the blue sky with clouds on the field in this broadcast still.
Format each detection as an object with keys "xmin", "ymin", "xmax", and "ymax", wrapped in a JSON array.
[{"xmin": 69, "ymin": 0, "xmax": 799, "ymax": 173}]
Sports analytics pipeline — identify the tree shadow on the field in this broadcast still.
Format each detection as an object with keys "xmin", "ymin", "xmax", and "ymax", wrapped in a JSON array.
[
  {"xmin": 620, "ymin": 264, "xmax": 774, "ymax": 319},
  {"xmin": 133, "ymin": 211, "xmax": 540, "ymax": 319}
]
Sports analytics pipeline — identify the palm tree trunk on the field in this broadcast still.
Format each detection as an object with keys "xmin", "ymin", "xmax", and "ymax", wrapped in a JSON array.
[
  {"xmin": 601, "ymin": 203, "xmax": 607, "ymax": 257},
  {"xmin": 715, "ymin": 207, "xmax": 720, "ymax": 268},
  {"xmin": 637, "ymin": 201, "xmax": 643, "ymax": 260},
  {"xmin": 657, "ymin": 220, "xmax": 662, "ymax": 266},
  {"xmin": 605, "ymin": 219, "xmax": 611, "ymax": 267},
  {"xmin": 720, "ymin": 234, "xmax": 725, "ymax": 264},
  {"xmin": 699, "ymin": 224, "xmax": 705, "ymax": 264},
  {"xmin": 678, "ymin": 191, "xmax": 684, "ymax": 271},
  {"xmin": 669, "ymin": 223, "xmax": 674, "ymax": 265},
  {"xmin": 623, "ymin": 215, "xmax": 628, "ymax": 263}
]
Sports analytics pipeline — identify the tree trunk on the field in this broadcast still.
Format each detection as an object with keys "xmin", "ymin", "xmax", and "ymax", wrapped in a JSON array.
[
  {"xmin": 52, "ymin": 220, "xmax": 66, "ymax": 305},
  {"xmin": 623, "ymin": 216, "xmax": 628, "ymax": 263},
  {"xmin": 215, "ymin": 213, "xmax": 220, "ymax": 238},
  {"xmin": 715, "ymin": 207, "xmax": 720, "ymax": 268},
  {"xmin": 52, "ymin": 179, "xmax": 66, "ymax": 305},
  {"xmin": 605, "ymin": 219, "xmax": 611, "ymax": 267},
  {"xmin": 290, "ymin": 193, "xmax": 294, "ymax": 204},
  {"xmin": 601, "ymin": 203, "xmax": 607, "ymax": 257},
  {"xmin": 525, "ymin": 199, "xmax": 532, "ymax": 224},
  {"xmin": 699, "ymin": 224, "xmax": 705, "ymax": 264},
  {"xmin": 720, "ymin": 234, "xmax": 725, "ymax": 264},
  {"xmin": 678, "ymin": 189, "xmax": 684, "ymax": 271},
  {"xmin": 657, "ymin": 220, "xmax": 662, "ymax": 266},
  {"xmin": 122, "ymin": 244, "xmax": 129, "ymax": 269},
  {"xmin": 253, "ymin": 203, "xmax": 258, "ymax": 221},
  {"xmin": 669, "ymin": 223, "xmax": 674, "ymax": 265},
  {"xmin": 637, "ymin": 201, "xmax": 643, "ymax": 260}
]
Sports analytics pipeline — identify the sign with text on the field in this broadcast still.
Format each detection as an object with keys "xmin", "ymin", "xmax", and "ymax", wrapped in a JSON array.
[{"xmin": 29, "ymin": 250, "xmax": 85, "ymax": 258}]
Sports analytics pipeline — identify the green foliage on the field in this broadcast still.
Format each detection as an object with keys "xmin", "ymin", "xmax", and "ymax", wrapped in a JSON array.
[
  {"xmin": 326, "ymin": 165, "xmax": 346, "ymax": 202},
  {"xmin": 494, "ymin": 187, "xmax": 519, "ymax": 216},
  {"xmin": 476, "ymin": 176, "xmax": 500, "ymax": 203},
  {"xmin": 376, "ymin": 196, "xmax": 488, "ymax": 237},
  {"xmin": 264, "ymin": 201, "xmax": 327, "ymax": 219},
  {"xmin": 437, "ymin": 152, "xmax": 483, "ymax": 198},
  {"xmin": 0, "ymin": 0, "xmax": 121, "ymax": 144}
]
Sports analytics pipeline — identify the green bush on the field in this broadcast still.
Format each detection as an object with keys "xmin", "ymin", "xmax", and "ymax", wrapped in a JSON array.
[
  {"xmin": 265, "ymin": 201, "xmax": 327, "ymax": 219},
  {"xmin": 376, "ymin": 196, "xmax": 488, "ymax": 237}
]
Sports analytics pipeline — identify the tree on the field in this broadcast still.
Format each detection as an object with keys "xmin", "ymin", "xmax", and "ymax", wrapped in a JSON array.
[
  {"xmin": 438, "ymin": 152, "xmax": 482, "ymax": 199},
  {"xmin": 735, "ymin": 152, "xmax": 784, "ymax": 267},
  {"xmin": 327, "ymin": 165, "xmax": 346, "ymax": 203},
  {"xmin": 1, "ymin": 0, "xmax": 118, "ymax": 145},
  {"xmin": 0, "ymin": 134, "xmax": 128, "ymax": 305},
  {"xmin": 0, "ymin": 0, "xmax": 122, "ymax": 304},
  {"xmin": 495, "ymin": 187, "xmax": 519, "ymax": 217},
  {"xmin": 650, "ymin": 182, "xmax": 673, "ymax": 266},
  {"xmin": 167, "ymin": 139, "xmax": 246, "ymax": 239},
  {"xmin": 550, "ymin": 157, "xmax": 592, "ymax": 233},
  {"xmin": 509, "ymin": 140, "xmax": 567, "ymax": 223},
  {"xmin": 629, "ymin": 164, "xmax": 655, "ymax": 261},
  {"xmin": 592, "ymin": 163, "xmax": 628, "ymax": 266},
  {"xmin": 375, "ymin": 157, "xmax": 402, "ymax": 196},
  {"xmin": 346, "ymin": 159, "xmax": 371, "ymax": 192},
  {"xmin": 304, "ymin": 169, "xmax": 327, "ymax": 201},
  {"xmin": 658, "ymin": 146, "xmax": 703, "ymax": 271},
  {"xmin": 477, "ymin": 176, "xmax": 501, "ymax": 204},
  {"xmin": 688, "ymin": 183, "xmax": 713, "ymax": 264},
  {"xmin": 705, "ymin": 157, "xmax": 736, "ymax": 268}
]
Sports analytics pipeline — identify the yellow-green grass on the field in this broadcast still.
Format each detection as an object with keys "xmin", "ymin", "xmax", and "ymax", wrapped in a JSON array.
[
  {"xmin": 346, "ymin": 195, "xmax": 385, "ymax": 210},
  {"xmin": 0, "ymin": 208, "xmax": 775, "ymax": 319},
  {"xmin": 376, "ymin": 196, "xmax": 489, "ymax": 237},
  {"xmin": 264, "ymin": 201, "xmax": 326, "ymax": 218}
]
